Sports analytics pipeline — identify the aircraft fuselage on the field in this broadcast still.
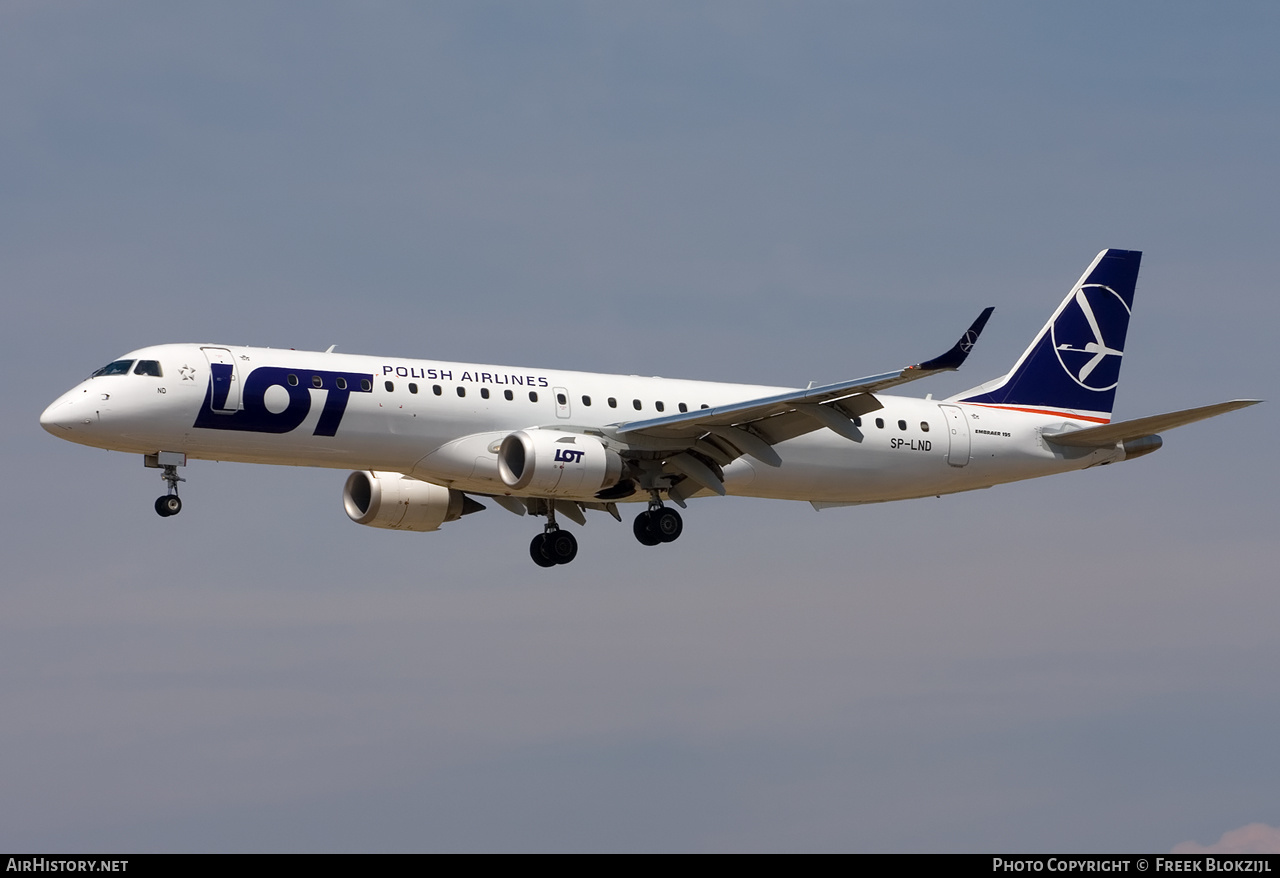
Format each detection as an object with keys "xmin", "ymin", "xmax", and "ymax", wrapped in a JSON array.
[
  {"xmin": 40, "ymin": 343, "xmax": 1118, "ymax": 507},
  {"xmin": 42, "ymin": 251, "xmax": 1252, "ymax": 567}
]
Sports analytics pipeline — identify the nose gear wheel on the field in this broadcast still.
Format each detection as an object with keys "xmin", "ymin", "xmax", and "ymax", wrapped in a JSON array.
[{"xmin": 154, "ymin": 463, "xmax": 185, "ymax": 518}]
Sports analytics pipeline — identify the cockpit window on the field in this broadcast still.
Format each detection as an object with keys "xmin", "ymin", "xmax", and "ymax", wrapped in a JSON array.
[
  {"xmin": 133, "ymin": 360, "xmax": 163, "ymax": 377},
  {"xmin": 92, "ymin": 360, "xmax": 134, "ymax": 377}
]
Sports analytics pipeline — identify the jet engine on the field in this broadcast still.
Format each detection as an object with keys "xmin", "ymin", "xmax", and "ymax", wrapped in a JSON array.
[
  {"xmin": 343, "ymin": 470, "xmax": 478, "ymax": 532},
  {"xmin": 497, "ymin": 430, "xmax": 624, "ymax": 499}
]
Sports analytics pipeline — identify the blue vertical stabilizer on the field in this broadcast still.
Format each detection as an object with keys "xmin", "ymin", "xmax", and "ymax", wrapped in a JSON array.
[{"xmin": 955, "ymin": 249, "xmax": 1142, "ymax": 421}]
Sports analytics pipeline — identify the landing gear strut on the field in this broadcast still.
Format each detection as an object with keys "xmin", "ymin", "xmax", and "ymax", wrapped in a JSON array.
[
  {"xmin": 145, "ymin": 452, "xmax": 187, "ymax": 518},
  {"xmin": 633, "ymin": 494, "xmax": 683, "ymax": 546},
  {"xmin": 155, "ymin": 464, "xmax": 184, "ymax": 518},
  {"xmin": 529, "ymin": 502, "xmax": 578, "ymax": 567}
]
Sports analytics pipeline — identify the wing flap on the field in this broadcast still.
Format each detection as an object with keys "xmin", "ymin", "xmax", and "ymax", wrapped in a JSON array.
[
  {"xmin": 704, "ymin": 425, "xmax": 783, "ymax": 467},
  {"xmin": 1043, "ymin": 399, "xmax": 1261, "ymax": 447}
]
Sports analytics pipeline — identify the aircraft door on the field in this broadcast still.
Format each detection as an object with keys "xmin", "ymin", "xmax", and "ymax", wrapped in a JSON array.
[
  {"xmin": 553, "ymin": 386, "xmax": 571, "ymax": 419},
  {"xmin": 939, "ymin": 404, "xmax": 970, "ymax": 467},
  {"xmin": 201, "ymin": 347, "xmax": 241, "ymax": 413}
]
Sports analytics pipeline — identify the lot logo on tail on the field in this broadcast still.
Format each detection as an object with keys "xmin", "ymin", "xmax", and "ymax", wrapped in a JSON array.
[
  {"xmin": 955, "ymin": 249, "xmax": 1142, "ymax": 419},
  {"xmin": 1051, "ymin": 284, "xmax": 1130, "ymax": 392}
]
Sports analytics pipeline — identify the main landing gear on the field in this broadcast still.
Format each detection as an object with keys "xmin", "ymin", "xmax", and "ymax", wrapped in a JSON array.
[
  {"xmin": 633, "ymin": 495, "xmax": 683, "ymax": 547},
  {"xmin": 529, "ymin": 502, "xmax": 578, "ymax": 568},
  {"xmin": 519, "ymin": 488, "xmax": 684, "ymax": 567}
]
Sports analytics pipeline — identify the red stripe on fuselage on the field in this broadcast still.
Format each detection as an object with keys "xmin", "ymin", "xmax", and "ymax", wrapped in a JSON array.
[{"xmin": 964, "ymin": 403, "xmax": 1110, "ymax": 424}]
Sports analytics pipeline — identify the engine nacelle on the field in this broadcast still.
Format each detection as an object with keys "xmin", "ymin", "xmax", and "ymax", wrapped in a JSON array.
[
  {"xmin": 343, "ymin": 471, "xmax": 468, "ymax": 532},
  {"xmin": 497, "ymin": 430, "xmax": 624, "ymax": 499}
]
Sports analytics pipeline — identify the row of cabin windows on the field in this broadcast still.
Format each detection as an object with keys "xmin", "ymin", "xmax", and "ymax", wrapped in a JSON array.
[
  {"xmin": 246, "ymin": 373, "xmax": 930, "ymax": 430},
  {"xmin": 852, "ymin": 416, "xmax": 931, "ymax": 432},
  {"xmin": 382, "ymin": 380, "xmax": 710, "ymax": 412},
  {"xmin": 286, "ymin": 374, "xmax": 372, "ymax": 392},
  {"xmin": 262, "ymin": 374, "xmax": 933, "ymax": 431}
]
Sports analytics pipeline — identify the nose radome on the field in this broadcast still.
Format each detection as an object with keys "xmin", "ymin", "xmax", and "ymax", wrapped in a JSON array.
[{"xmin": 40, "ymin": 393, "xmax": 81, "ymax": 434}]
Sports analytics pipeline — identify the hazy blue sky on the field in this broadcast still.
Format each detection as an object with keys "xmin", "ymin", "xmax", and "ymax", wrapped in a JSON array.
[{"xmin": 3, "ymin": 2, "xmax": 1277, "ymax": 852}]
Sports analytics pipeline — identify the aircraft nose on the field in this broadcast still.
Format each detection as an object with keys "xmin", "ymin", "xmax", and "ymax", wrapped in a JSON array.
[{"xmin": 40, "ymin": 392, "xmax": 84, "ymax": 435}]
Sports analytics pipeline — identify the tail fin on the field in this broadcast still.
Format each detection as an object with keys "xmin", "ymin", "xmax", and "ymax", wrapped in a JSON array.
[{"xmin": 952, "ymin": 249, "xmax": 1142, "ymax": 423}]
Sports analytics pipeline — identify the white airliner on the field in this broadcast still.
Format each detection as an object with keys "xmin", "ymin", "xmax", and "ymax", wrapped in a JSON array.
[{"xmin": 41, "ymin": 250, "xmax": 1258, "ymax": 566}]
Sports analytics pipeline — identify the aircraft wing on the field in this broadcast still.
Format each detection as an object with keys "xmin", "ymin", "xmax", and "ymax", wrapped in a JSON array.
[
  {"xmin": 613, "ymin": 307, "xmax": 994, "ymax": 463},
  {"xmin": 1042, "ymin": 399, "xmax": 1262, "ymax": 447}
]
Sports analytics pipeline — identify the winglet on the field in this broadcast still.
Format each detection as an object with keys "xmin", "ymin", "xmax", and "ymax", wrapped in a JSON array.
[{"xmin": 913, "ymin": 307, "xmax": 994, "ymax": 373}]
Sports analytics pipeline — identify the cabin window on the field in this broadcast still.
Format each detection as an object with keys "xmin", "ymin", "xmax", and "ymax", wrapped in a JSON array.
[
  {"xmin": 312, "ymin": 375, "xmax": 323, "ymax": 388},
  {"xmin": 480, "ymin": 387, "xmax": 490, "ymax": 399},
  {"xmin": 457, "ymin": 386, "xmax": 466, "ymax": 397},
  {"xmin": 701, "ymin": 404, "xmax": 709, "ymax": 409},
  {"xmin": 360, "ymin": 379, "xmax": 371, "ymax": 392},
  {"xmin": 287, "ymin": 374, "xmax": 299, "ymax": 386},
  {"xmin": 678, "ymin": 403, "xmax": 688, "ymax": 413},
  {"xmin": 336, "ymin": 377, "xmax": 348, "ymax": 390},
  {"xmin": 92, "ymin": 360, "xmax": 134, "ymax": 377},
  {"xmin": 582, "ymin": 395, "xmax": 592, "ymax": 406},
  {"xmin": 655, "ymin": 401, "xmax": 665, "ymax": 412},
  {"xmin": 529, "ymin": 391, "xmax": 539, "ymax": 403},
  {"xmin": 920, "ymin": 421, "xmax": 930, "ymax": 432},
  {"xmin": 407, "ymin": 383, "xmax": 417, "ymax": 394},
  {"xmin": 504, "ymin": 389, "xmax": 513, "ymax": 401},
  {"xmin": 556, "ymin": 392, "xmax": 567, "ymax": 405},
  {"xmin": 633, "ymin": 399, "xmax": 642, "ymax": 410},
  {"xmin": 133, "ymin": 360, "xmax": 163, "ymax": 377},
  {"xmin": 875, "ymin": 418, "xmax": 884, "ymax": 429},
  {"xmin": 384, "ymin": 381, "xmax": 394, "ymax": 392},
  {"xmin": 853, "ymin": 416, "xmax": 862, "ymax": 427},
  {"xmin": 432, "ymin": 384, "xmax": 442, "ymax": 396},
  {"xmin": 898, "ymin": 419, "xmax": 907, "ymax": 431},
  {"xmin": 608, "ymin": 397, "xmax": 617, "ymax": 408}
]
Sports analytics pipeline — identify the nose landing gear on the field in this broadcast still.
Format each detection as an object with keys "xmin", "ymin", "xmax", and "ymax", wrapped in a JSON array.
[
  {"xmin": 154, "ymin": 464, "xmax": 184, "ymax": 517},
  {"xmin": 145, "ymin": 452, "xmax": 186, "ymax": 518},
  {"xmin": 155, "ymin": 492, "xmax": 182, "ymax": 517}
]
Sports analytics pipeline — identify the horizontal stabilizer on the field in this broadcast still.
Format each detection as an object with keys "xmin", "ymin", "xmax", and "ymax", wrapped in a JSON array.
[{"xmin": 1043, "ymin": 399, "xmax": 1261, "ymax": 447}]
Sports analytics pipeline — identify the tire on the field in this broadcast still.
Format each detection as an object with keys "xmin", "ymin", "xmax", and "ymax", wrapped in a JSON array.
[
  {"xmin": 155, "ymin": 495, "xmax": 181, "ymax": 517},
  {"xmin": 547, "ymin": 530, "xmax": 578, "ymax": 565},
  {"xmin": 653, "ymin": 508, "xmax": 683, "ymax": 543},
  {"xmin": 633, "ymin": 511, "xmax": 661, "ymax": 546},
  {"xmin": 529, "ymin": 534, "xmax": 556, "ymax": 567}
]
